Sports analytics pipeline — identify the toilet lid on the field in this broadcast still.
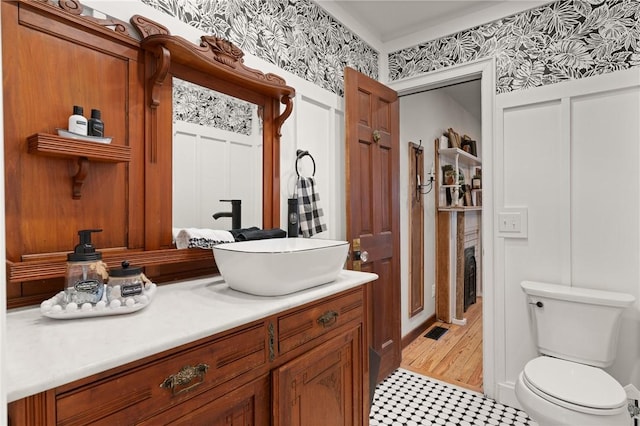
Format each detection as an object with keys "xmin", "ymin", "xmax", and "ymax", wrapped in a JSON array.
[{"xmin": 523, "ymin": 357, "xmax": 626, "ymax": 410}]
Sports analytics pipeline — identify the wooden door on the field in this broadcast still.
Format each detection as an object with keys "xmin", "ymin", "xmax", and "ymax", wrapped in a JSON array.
[
  {"xmin": 273, "ymin": 327, "xmax": 362, "ymax": 426},
  {"xmin": 344, "ymin": 67, "xmax": 401, "ymax": 383}
]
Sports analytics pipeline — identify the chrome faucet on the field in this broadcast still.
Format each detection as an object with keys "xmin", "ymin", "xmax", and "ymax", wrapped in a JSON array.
[{"xmin": 213, "ymin": 199, "xmax": 241, "ymax": 230}]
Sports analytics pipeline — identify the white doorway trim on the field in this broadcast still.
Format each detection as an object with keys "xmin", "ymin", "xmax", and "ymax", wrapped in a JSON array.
[{"xmin": 389, "ymin": 57, "xmax": 497, "ymax": 398}]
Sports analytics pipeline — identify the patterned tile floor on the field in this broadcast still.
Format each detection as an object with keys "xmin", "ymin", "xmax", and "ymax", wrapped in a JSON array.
[{"xmin": 370, "ymin": 369, "xmax": 537, "ymax": 426}]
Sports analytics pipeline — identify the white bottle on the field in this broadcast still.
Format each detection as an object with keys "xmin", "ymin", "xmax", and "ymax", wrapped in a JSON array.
[{"xmin": 68, "ymin": 105, "xmax": 88, "ymax": 135}]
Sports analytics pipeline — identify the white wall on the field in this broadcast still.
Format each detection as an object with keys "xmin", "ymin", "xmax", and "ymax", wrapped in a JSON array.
[
  {"xmin": 399, "ymin": 88, "xmax": 481, "ymax": 336},
  {"xmin": 494, "ymin": 68, "xmax": 640, "ymax": 406}
]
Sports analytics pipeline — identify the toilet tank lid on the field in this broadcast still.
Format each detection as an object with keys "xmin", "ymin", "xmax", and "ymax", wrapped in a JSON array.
[
  {"xmin": 521, "ymin": 281, "xmax": 635, "ymax": 307},
  {"xmin": 524, "ymin": 357, "xmax": 626, "ymax": 410}
]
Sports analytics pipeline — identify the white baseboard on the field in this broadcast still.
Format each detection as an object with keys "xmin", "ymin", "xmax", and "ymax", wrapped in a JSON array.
[
  {"xmin": 497, "ymin": 381, "xmax": 522, "ymax": 410},
  {"xmin": 452, "ymin": 317, "xmax": 467, "ymax": 326}
]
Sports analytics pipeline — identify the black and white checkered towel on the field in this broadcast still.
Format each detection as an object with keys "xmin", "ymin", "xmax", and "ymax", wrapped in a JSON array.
[{"xmin": 296, "ymin": 176, "xmax": 327, "ymax": 237}]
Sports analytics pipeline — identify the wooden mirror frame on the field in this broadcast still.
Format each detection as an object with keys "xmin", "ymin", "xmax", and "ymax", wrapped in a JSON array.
[
  {"xmin": 131, "ymin": 16, "xmax": 295, "ymax": 280},
  {"xmin": 5, "ymin": 5, "xmax": 295, "ymax": 305}
]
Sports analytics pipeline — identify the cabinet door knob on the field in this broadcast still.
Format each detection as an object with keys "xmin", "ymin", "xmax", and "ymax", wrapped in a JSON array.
[{"xmin": 317, "ymin": 310, "xmax": 339, "ymax": 328}]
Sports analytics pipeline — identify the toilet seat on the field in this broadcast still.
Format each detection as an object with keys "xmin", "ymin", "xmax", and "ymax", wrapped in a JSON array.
[{"xmin": 523, "ymin": 357, "xmax": 627, "ymax": 415}]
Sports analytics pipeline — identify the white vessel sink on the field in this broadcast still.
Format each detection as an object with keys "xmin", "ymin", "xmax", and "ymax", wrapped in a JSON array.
[{"xmin": 212, "ymin": 238, "xmax": 350, "ymax": 296}]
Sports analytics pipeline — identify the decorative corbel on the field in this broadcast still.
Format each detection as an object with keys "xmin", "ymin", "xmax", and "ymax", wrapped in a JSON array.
[
  {"xmin": 72, "ymin": 157, "xmax": 90, "ymax": 200},
  {"xmin": 149, "ymin": 45, "xmax": 170, "ymax": 109},
  {"xmin": 275, "ymin": 95, "xmax": 293, "ymax": 138}
]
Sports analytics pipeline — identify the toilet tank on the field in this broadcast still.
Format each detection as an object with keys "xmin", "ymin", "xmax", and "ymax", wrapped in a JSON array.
[{"xmin": 521, "ymin": 281, "xmax": 635, "ymax": 367}]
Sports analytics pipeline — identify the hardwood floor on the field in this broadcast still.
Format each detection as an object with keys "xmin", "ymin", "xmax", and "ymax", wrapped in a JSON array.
[{"xmin": 401, "ymin": 297, "xmax": 483, "ymax": 393}]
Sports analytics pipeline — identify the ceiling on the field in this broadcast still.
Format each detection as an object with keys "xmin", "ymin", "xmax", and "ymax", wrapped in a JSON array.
[{"xmin": 317, "ymin": 1, "xmax": 508, "ymax": 43}]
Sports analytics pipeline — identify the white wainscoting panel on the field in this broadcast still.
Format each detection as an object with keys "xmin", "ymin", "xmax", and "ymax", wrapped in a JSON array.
[{"xmin": 495, "ymin": 68, "xmax": 640, "ymax": 407}]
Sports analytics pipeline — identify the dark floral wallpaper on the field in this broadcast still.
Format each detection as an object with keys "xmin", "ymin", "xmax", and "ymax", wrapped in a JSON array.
[
  {"xmin": 173, "ymin": 78, "xmax": 253, "ymax": 134},
  {"xmin": 144, "ymin": 0, "xmax": 640, "ymax": 96},
  {"xmin": 141, "ymin": 0, "xmax": 378, "ymax": 96},
  {"xmin": 389, "ymin": 0, "xmax": 640, "ymax": 93}
]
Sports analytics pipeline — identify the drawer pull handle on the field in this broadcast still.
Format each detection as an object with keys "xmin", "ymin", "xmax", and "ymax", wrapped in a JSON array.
[
  {"xmin": 160, "ymin": 363, "xmax": 209, "ymax": 396},
  {"xmin": 317, "ymin": 310, "xmax": 339, "ymax": 328}
]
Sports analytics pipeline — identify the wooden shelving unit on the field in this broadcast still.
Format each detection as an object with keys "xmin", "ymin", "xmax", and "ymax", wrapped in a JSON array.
[
  {"xmin": 436, "ymin": 147, "xmax": 481, "ymax": 211},
  {"xmin": 434, "ymin": 140, "xmax": 483, "ymax": 324}
]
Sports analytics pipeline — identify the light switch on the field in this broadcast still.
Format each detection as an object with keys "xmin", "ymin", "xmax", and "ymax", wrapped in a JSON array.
[
  {"xmin": 498, "ymin": 207, "xmax": 528, "ymax": 238},
  {"xmin": 499, "ymin": 212, "xmax": 521, "ymax": 232}
]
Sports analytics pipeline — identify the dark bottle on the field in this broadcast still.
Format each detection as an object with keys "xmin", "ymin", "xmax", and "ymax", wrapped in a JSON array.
[
  {"xmin": 88, "ymin": 109, "xmax": 104, "ymax": 137},
  {"xmin": 287, "ymin": 198, "xmax": 299, "ymax": 237}
]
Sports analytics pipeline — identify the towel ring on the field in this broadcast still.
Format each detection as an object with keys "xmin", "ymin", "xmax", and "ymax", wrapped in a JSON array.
[{"xmin": 295, "ymin": 149, "xmax": 316, "ymax": 177}]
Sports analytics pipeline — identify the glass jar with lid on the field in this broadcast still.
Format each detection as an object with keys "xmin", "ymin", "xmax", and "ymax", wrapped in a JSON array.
[{"xmin": 107, "ymin": 261, "xmax": 145, "ymax": 307}]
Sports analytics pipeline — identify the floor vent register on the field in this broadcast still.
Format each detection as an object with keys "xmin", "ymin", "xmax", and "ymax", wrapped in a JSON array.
[{"xmin": 424, "ymin": 326, "xmax": 449, "ymax": 340}]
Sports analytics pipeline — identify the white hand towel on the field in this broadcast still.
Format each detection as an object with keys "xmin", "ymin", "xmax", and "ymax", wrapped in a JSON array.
[{"xmin": 175, "ymin": 228, "xmax": 235, "ymax": 249}]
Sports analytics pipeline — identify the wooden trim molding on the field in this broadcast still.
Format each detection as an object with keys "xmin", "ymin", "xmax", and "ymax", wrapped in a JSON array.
[
  {"xmin": 7, "ymin": 249, "xmax": 214, "ymax": 284},
  {"xmin": 408, "ymin": 142, "xmax": 425, "ymax": 317},
  {"xmin": 8, "ymin": 390, "xmax": 56, "ymax": 426},
  {"xmin": 131, "ymin": 16, "xmax": 295, "ymax": 107}
]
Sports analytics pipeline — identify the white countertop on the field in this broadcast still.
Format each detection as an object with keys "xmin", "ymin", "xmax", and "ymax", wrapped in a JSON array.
[{"xmin": 6, "ymin": 270, "xmax": 378, "ymax": 402}]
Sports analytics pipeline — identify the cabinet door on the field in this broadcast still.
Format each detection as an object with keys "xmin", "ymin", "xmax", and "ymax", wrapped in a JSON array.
[
  {"xmin": 273, "ymin": 327, "xmax": 363, "ymax": 426},
  {"xmin": 140, "ymin": 375, "xmax": 270, "ymax": 426}
]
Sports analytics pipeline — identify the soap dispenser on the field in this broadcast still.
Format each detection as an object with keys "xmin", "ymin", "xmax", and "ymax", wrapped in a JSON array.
[{"xmin": 65, "ymin": 229, "xmax": 108, "ymax": 305}]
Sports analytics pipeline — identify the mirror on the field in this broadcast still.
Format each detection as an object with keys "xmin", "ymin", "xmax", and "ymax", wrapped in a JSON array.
[
  {"xmin": 172, "ymin": 77, "xmax": 263, "ymax": 231},
  {"xmin": 132, "ymin": 14, "xmax": 295, "ymax": 278}
]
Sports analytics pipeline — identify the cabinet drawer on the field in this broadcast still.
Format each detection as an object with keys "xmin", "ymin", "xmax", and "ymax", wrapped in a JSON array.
[
  {"xmin": 278, "ymin": 289, "xmax": 363, "ymax": 354},
  {"xmin": 56, "ymin": 323, "xmax": 266, "ymax": 426}
]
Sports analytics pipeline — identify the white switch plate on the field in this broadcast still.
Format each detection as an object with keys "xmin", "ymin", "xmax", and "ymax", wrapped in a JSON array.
[
  {"xmin": 499, "ymin": 212, "xmax": 521, "ymax": 232},
  {"xmin": 498, "ymin": 207, "xmax": 528, "ymax": 238}
]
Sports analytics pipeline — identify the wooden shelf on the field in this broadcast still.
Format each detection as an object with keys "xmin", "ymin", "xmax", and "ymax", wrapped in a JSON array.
[
  {"xmin": 27, "ymin": 133, "xmax": 131, "ymax": 199},
  {"xmin": 438, "ymin": 206, "xmax": 482, "ymax": 212},
  {"xmin": 7, "ymin": 247, "xmax": 214, "ymax": 284},
  {"xmin": 28, "ymin": 133, "xmax": 131, "ymax": 162}
]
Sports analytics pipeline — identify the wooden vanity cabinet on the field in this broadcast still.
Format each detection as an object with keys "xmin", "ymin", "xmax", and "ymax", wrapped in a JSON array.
[{"xmin": 8, "ymin": 287, "xmax": 369, "ymax": 426}]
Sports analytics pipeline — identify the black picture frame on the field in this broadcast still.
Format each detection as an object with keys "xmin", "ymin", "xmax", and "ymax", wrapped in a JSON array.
[{"xmin": 461, "ymin": 139, "xmax": 477, "ymax": 157}]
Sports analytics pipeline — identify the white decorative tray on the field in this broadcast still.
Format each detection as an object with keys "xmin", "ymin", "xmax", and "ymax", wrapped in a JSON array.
[
  {"xmin": 56, "ymin": 128, "xmax": 112, "ymax": 144},
  {"xmin": 40, "ymin": 283, "xmax": 157, "ymax": 320}
]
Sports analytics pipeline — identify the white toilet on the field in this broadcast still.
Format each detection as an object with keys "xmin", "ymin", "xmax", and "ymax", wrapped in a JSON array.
[{"xmin": 515, "ymin": 280, "xmax": 635, "ymax": 426}]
